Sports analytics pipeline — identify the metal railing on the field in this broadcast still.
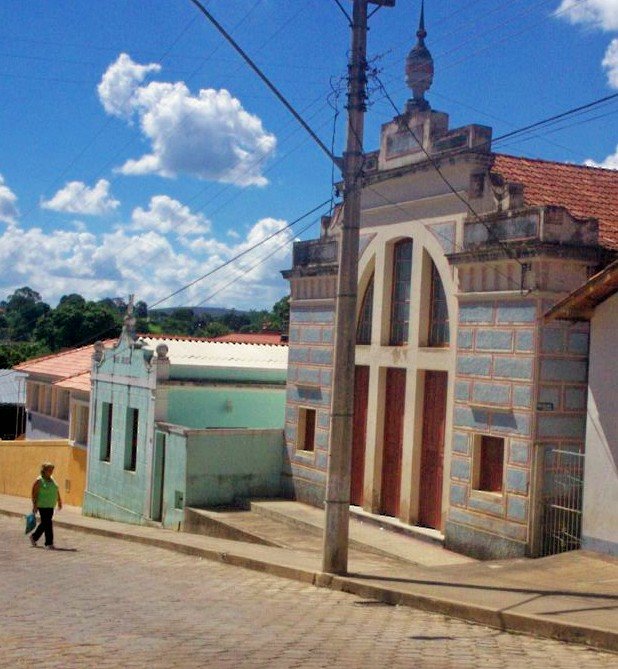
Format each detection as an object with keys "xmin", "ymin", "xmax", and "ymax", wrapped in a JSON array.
[{"xmin": 540, "ymin": 448, "xmax": 585, "ymax": 557}]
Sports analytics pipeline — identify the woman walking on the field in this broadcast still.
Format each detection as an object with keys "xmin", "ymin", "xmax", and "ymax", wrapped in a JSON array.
[{"xmin": 30, "ymin": 462, "xmax": 62, "ymax": 549}]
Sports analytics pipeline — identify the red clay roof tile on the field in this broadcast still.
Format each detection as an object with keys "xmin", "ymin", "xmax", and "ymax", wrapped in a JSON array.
[
  {"xmin": 491, "ymin": 154, "xmax": 618, "ymax": 249},
  {"xmin": 14, "ymin": 340, "xmax": 116, "ymax": 381}
]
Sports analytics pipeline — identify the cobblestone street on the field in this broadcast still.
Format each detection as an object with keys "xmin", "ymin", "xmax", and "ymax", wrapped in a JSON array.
[{"xmin": 1, "ymin": 516, "xmax": 616, "ymax": 669}]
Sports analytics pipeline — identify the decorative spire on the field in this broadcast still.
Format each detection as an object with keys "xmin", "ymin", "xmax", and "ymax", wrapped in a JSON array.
[
  {"xmin": 122, "ymin": 294, "xmax": 137, "ymax": 342},
  {"xmin": 405, "ymin": 0, "xmax": 434, "ymax": 112},
  {"xmin": 418, "ymin": 0, "xmax": 426, "ymax": 42}
]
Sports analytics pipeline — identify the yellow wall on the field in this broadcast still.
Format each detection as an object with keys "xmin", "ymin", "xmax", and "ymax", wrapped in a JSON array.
[{"xmin": 0, "ymin": 440, "xmax": 87, "ymax": 507}]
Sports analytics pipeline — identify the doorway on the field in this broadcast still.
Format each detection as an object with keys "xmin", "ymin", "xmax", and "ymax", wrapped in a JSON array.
[
  {"xmin": 351, "ymin": 366, "xmax": 369, "ymax": 506},
  {"xmin": 151, "ymin": 432, "xmax": 166, "ymax": 521},
  {"xmin": 380, "ymin": 367, "xmax": 406, "ymax": 517},
  {"xmin": 418, "ymin": 371, "xmax": 448, "ymax": 529}
]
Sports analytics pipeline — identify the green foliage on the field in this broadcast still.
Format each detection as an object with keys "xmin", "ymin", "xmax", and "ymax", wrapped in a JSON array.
[
  {"xmin": 196, "ymin": 321, "xmax": 231, "ymax": 338},
  {"xmin": 271, "ymin": 295, "xmax": 290, "ymax": 332},
  {"xmin": 0, "ymin": 341, "xmax": 49, "ymax": 368},
  {"xmin": 3, "ymin": 286, "xmax": 50, "ymax": 341},
  {"xmin": 34, "ymin": 299, "xmax": 121, "ymax": 351},
  {"xmin": 0, "ymin": 288, "xmax": 291, "ymax": 364}
]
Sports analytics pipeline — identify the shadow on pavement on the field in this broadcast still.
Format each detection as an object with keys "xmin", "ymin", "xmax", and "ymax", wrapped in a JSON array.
[{"xmin": 344, "ymin": 572, "xmax": 618, "ymax": 601}]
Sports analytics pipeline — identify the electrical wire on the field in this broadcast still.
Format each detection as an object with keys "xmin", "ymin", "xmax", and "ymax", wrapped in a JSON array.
[
  {"xmin": 187, "ymin": 0, "xmax": 338, "ymax": 167},
  {"xmin": 373, "ymin": 75, "xmax": 526, "ymax": 274},
  {"xmin": 148, "ymin": 198, "xmax": 331, "ymax": 309}
]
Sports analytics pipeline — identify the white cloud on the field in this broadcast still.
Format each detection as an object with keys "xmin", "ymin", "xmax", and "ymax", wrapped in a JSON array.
[
  {"xmin": 603, "ymin": 38, "xmax": 618, "ymax": 87},
  {"xmin": 97, "ymin": 52, "xmax": 161, "ymax": 119},
  {"xmin": 0, "ymin": 213, "xmax": 292, "ymax": 309},
  {"xmin": 41, "ymin": 179, "xmax": 120, "ymax": 215},
  {"xmin": 98, "ymin": 54, "xmax": 276, "ymax": 186},
  {"xmin": 0, "ymin": 174, "xmax": 19, "ymax": 225},
  {"xmin": 131, "ymin": 195, "xmax": 211, "ymax": 238},
  {"xmin": 556, "ymin": 0, "xmax": 618, "ymax": 31},
  {"xmin": 585, "ymin": 143, "xmax": 618, "ymax": 168}
]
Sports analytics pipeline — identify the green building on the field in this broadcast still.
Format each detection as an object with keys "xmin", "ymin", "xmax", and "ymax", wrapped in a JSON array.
[{"xmin": 83, "ymin": 325, "xmax": 288, "ymax": 528}]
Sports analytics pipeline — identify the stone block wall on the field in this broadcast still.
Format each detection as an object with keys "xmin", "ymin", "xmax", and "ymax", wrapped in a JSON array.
[
  {"xmin": 446, "ymin": 296, "xmax": 589, "ymax": 558},
  {"xmin": 282, "ymin": 302, "xmax": 335, "ymax": 506},
  {"xmin": 447, "ymin": 297, "xmax": 538, "ymax": 558}
]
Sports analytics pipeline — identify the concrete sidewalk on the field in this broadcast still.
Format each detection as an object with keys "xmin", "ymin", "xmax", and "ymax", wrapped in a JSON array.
[{"xmin": 2, "ymin": 493, "xmax": 616, "ymax": 653}]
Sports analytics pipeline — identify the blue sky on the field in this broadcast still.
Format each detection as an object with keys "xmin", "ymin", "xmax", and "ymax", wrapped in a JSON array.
[{"xmin": 0, "ymin": 0, "xmax": 616, "ymax": 310}]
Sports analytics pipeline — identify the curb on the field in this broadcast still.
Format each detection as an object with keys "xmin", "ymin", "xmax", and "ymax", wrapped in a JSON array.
[{"xmin": 2, "ymin": 507, "xmax": 616, "ymax": 653}]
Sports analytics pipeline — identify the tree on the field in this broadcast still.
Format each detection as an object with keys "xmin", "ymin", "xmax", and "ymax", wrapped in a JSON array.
[
  {"xmin": 271, "ymin": 295, "xmax": 290, "ymax": 333},
  {"xmin": 197, "ymin": 321, "xmax": 230, "ymax": 338},
  {"xmin": 35, "ymin": 298, "xmax": 121, "ymax": 351},
  {"xmin": 221, "ymin": 310, "xmax": 251, "ymax": 331},
  {"xmin": 135, "ymin": 300, "xmax": 148, "ymax": 318},
  {"xmin": 4, "ymin": 287, "xmax": 50, "ymax": 341},
  {"xmin": 0, "ymin": 341, "xmax": 48, "ymax": 368}
]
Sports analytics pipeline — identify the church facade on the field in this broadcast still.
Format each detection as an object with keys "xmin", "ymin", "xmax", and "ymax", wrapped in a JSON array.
[{"xmin": 281, "ymin": 9, "xmax": 618, "ymax": 559}]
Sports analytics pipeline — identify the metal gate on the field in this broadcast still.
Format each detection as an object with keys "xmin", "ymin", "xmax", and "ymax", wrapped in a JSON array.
[{"xmin": 540, "ymin": 448, "xmax": 585, "ymax": 557}]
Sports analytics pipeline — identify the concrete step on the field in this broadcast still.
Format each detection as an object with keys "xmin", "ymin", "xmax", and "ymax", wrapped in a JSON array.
[
  {"xmin": 184, "ymin": 506, "xmax": 325, "ymax": 554},
  {"xmin": 186, "ymin": 500, "xmax": 473, "ymax": 568}
]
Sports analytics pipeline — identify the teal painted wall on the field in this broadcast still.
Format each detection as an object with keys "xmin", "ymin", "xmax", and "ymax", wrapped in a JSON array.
[
  {"xmin": 185, "ymin": 429, "xmax": 284, "ymax": 508},
  {"xmin": 83, "ymin": 341, "xmax": 155, "ymax": 525},
  {"xmin": 160, "ymin": 431, "xmax": 187, "ymax": 529},
  {"xmin": 169, "ymin": 365, "xmax": 286, "ymax": 384},
  {"xmin": 166, "ymin": 386, "xmax": 285, "ymax": 429}
]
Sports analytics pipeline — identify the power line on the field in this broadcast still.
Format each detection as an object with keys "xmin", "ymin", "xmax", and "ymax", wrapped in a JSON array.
[
  {"xmin": 144, "ymin": 198, "xmax": 331, "ymax": 309},
  {"xmin": 492, "ymin": 93, "xmax": 618, "ymax": 145},
  {"xmin": 374, "ymin": 75, "xmax": 526, "ymax": 274},
  {"xmin": 187, "ymin": 0, "xmax": 339, "ymax": 167},
  {"xmin": 0, "ymin": 198, "xmax": 333, "ymax": 387},
  {"xmin": 194, "ymin": 216, "xmax": 321, "ymax": 309}
]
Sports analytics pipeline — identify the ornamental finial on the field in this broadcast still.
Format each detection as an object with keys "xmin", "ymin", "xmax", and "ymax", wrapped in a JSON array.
[{"xmin": 405, "ymin": 0, "xmax": 434, "ymax": 112}]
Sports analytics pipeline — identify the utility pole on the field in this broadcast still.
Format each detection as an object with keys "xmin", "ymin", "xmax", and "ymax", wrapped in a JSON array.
[{"xmin": 323, "ymin": 0, "xmax": 395, "ymax": 575}]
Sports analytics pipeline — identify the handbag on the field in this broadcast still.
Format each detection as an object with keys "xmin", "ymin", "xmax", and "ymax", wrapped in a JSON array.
[{"xmin": 24, "ymin": 512, "xmax": 36, "ymax": 534}]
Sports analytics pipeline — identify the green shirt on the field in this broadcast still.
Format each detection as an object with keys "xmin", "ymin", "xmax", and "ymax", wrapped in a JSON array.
[{"xmin": 36, "ymin": 476, "xmax": 59, "ymax": 508}]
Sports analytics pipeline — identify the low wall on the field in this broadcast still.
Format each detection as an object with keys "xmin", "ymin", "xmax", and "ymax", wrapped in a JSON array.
[
  {"xmin": 0, "ymin": 440, "xmax": 87, "ymax": 507},
  {"xmin": 184, "ymin": 428, "xmax": 285, "ymax": 510}
]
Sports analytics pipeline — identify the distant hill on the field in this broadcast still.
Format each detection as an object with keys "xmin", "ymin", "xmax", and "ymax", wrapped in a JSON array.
[{"xmin": 149, "ymin": 306, "xmax": 250, "ymax": 317}]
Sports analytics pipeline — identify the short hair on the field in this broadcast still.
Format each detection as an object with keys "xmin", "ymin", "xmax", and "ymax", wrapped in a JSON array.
[{"xmin": 41, "ymin": 462, "xmax": 55, "ymax": 474}]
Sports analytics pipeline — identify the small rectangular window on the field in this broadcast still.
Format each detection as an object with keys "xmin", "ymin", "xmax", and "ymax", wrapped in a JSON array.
[
  {"xmin": 100, "ymin": 402, "xmax": 113, "ymax": 462},
  {"xmin": 474, "ymin": 435, "xmax": 504, "ymax": 493},
  {"xmin": 124, "ymin": 408, "xmax": 139, "ymax": 471},
  {"xmin": 297, "ymin": 407, "xmax": 316, "ymax": 452}
]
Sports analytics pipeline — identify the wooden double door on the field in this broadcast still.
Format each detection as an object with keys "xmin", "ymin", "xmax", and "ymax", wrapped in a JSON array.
[{"xmin": 351, "ymin": 366, "xmax": 448, "ymax": 530}]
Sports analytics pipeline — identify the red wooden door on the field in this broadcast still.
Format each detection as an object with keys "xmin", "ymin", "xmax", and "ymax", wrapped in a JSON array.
[
  {"xmin": 380, "ymin": 368, "xmax": 406, "ymax": 517},
  {"xmin": 350, "ymin": 366, "xmax": 369, "ymax": 506},
  {"xmin": 418, "ymin": 371, "xmax": 448, "ymax": 529}
]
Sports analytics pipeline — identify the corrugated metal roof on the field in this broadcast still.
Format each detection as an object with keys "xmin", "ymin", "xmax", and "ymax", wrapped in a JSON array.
[
  {"xmin": 138, "ymin": 337, "xmax": 288, "ymax": 370},
  {"xmin": 0, "ymin": 370, "xmax": 27, "ymax": 404}
]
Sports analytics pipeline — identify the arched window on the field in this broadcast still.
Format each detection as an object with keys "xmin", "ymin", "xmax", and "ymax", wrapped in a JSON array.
[
  {"xmin": 390, "ymin": 240, "xmax": 413, "ymax": 345},
  {"xmin": 428, "ymin": 262, "xmax": 449, "ymax": 346},
  {"xmin": 356, "ymin": 273, "xmax": 374, "ymax": 345}
]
